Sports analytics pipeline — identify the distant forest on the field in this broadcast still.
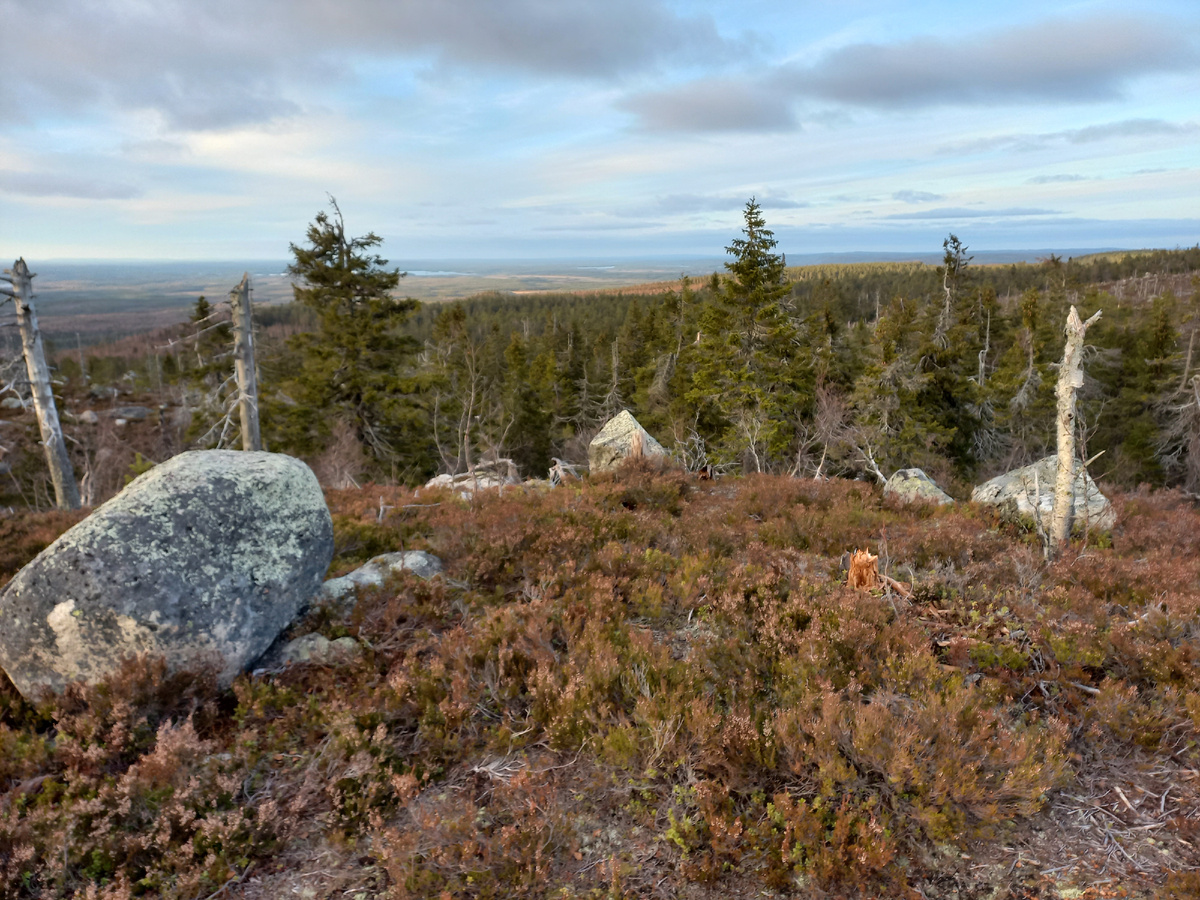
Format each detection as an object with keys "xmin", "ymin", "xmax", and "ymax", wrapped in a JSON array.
[{"xmin": 7, "ymin": 202, "xmax": 1200, "ymax": 507}]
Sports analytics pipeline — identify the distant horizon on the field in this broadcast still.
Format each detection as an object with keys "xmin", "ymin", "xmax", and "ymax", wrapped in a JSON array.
[{"xmin": 17, "ymin": 247, "xmax": 1158, "ymax": 268}]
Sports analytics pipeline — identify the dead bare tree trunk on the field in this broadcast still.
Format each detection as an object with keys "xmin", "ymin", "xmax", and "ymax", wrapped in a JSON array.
[
  {"xmin": 229, "ymin": 273, "xmax": 262, "ymax": 451},
  {"xmin": 1050, "ymin": 305, "xmax": 1101, "ymax": 555},
  {"xmin": 2, "ymin": 259, "xmax": 81, "ymax": 509}
]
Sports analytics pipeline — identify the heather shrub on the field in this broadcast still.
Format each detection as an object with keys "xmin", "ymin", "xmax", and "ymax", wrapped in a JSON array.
[
  {"xmin": 380, "ymin": 765, "xmax": 572, "ymax": 898},
  {"xmin": 0, "ymin": 658, "xmax": 265, "ymax": 899},
  {"xmin": 3, "ymin": 474, "xmax": 1197, "ymax": 895}
]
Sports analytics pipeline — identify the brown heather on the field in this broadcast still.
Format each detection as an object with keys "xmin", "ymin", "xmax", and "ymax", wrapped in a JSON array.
[{"xmin": 2, "ymin": 467, "xmax": 1200, "ymax": 898}]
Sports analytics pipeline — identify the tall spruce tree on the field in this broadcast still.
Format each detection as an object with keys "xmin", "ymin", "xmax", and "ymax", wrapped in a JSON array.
[
  {"xmin": 278, "ymin": 200, "xmax": 424, "ymax": 473},
  {"xmin": 688, "ymin": 199, "xmax": 803, "ymax": 470}
]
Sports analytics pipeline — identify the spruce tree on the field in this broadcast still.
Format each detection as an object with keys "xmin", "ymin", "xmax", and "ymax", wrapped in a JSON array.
[
  {"xmin": 688, "ymin": 199, "xmax": 804, "ymax": 470},
  {"xmin": 277, "ymin": 200, "xmax": 424, "ymax": 473}
]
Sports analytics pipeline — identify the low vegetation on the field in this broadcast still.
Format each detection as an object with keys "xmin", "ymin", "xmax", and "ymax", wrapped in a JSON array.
[{"xmin": 3, "ymin": 466, "xmax": 1199, "ymax": 898}]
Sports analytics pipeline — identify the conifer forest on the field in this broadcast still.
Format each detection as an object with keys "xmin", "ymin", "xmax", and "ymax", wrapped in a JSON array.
[{"xmin": 4, "ymin": 200, "xmax": 1199, "ymax": 507}]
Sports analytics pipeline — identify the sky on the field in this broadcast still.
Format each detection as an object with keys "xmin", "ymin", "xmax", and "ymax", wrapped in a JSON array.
[{"xmin": 1, "ymin": 0, "xmax": 1198, "ymax": 261}]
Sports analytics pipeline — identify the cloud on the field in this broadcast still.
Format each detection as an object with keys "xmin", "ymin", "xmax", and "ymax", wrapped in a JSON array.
[
  {"xmin": 534, "ymin": 219, "xmax": 667, "ymax": 232},
  {"xmin": 884, "ymin": 207, "xmax": 1058, "ymax": 220},
  {"xmin": 1063, "ymin": 119, "xmax": 1199, "ymax": 143},
  {"xmin": 605, "ymin": 191, "xmax": 808, "ymax": 219},
  {"xmin": 1026, "ymin": 174, "xmax": 1088, "ymax": 184},
  {"xmin": 0, "ymin": 171, "xmax": 142, "ymax": 200},
  {"xmin": 0, "ymin": 0, "xmax": 734, "ymax": 131},
  {"xmin": 621, "ymin": 77, "xmax": 798, "ymax": 133},
  {"xmin": 939, "ymin": 118, "xmax": 1200, "ymax": 155},
  {"xmin": 893, "ymin": 190, "xmax": 944, "ymax": 204},
  {"xmin": 339, "ymin": 0, "xmax": 733, "ymax": 78},
  {"xmin": 620, "ymin": 13, "xmax": 1198, "ymax": 133},
  {"xmin": 654, "ymin": 193, "xmax": 807, "ymax": 214},
  {"xmin": 786, "ymin": 14, "xmax": 1196, "ymax": 108}
]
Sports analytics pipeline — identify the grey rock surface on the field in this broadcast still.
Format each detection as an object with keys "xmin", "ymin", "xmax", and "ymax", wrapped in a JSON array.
[
  {"xmin": 0, "ymin": 397, "xmax": 24, "ymax": 410},
  {"xmin": 319, "ymin": 550, "xmax": 444, "ymax": 604},
  {"xmin": 883, "ymin": 468, "xmax": 954, "ymax": 505},
  {"xmin": 588, "ymin": 410, "xmax": 667, "ymax": 473},
  {"xmin": 78, "ymin": 410, "xmax": 100, "ymax": 425},
  {"xmin": 0, "ymin": 450, "xmax": 333, "ymax": 700},
  {"xmin": 275, "ymin": 634, "xmax": 362, "ymax": 667},
  {"xmin": 107, "ymin": 405, "xmax": 152, "ymax": 421},
  {"xmin": 424, "ymin": 459, "xmax": 520, "ymax": 498},
  {"xmin": 971, "ymin": 455, "xmax": 1115, "ymax": 531}
]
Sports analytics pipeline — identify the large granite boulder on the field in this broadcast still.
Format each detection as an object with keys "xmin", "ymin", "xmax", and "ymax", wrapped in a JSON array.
[
  {"xmin": 883, "ymin": 468, "xmax": 954, "ymax": 505},
  {"xmin": 971, "ymin": 455, "xmax": 1115, "ymax": 532},
  {"xmin": 588, "ymin": 410, "xmax": 667, "ymax": 473},
  {"xmin": 0, "ymin": 450, "xmax": 333, "ymax": 700}
]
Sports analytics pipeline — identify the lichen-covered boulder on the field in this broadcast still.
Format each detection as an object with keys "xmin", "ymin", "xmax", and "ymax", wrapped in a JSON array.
[
  {"xmin": 588, "ymin": 410, "xmax": 667, "ymax": 473},
  {"xmin": 883, "ymin": 468, "xmax": 954, "ymax": 505},
  {"xmin": 971, "ymin": 455, "xmax": 1115, "ymax": 532},
  {"xmin": 0, "ymin": 450, "xmax": 333, "ymax": 700}
]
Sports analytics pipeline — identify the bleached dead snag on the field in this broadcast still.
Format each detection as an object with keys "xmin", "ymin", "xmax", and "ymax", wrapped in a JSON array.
[
  {"xmin": 3, "ymin": 259, "xmax": 81, "ymax": 509},
  {"xmin": 1050, "ymin": 305, "xmax": 1102, "ymax": 556},
  {"xmin": 230, "ymin": 273, "xmax": 262, "ymax": 451}
]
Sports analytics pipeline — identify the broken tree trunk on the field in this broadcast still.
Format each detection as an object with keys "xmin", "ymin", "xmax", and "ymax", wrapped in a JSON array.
[
  {"xmin": 847, "ymin": 549, "xmax": 880, "ymax": 591},
  {"xmin": 1050, "ymin": 305, "xmax": 1102, "ymax": 555},
  {"xmin": 4, "ymin": 259, "xmax": 81, "ymax": 509},
  {"xmin": 229, "ymin": 273, "xmax": 262, "ymax": 451}
]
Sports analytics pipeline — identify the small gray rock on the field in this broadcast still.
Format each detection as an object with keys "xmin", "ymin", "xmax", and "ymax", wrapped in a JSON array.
[
  {"xmin": 276, "ymin": 634, "xmax": 361, "ymax": 666},
  {"xmin": 106, "ymin": 405, "xmax": 152, "ymax": 421},
  {"xmin": 317, "ymin": 551, "xmax": 444, "ymax": 606},
  {"xmin": 0, "ymin": 397, "xmax": 24, "ymax": 410},
  {"xmin": 0, "ymin": 450, "xmax": 333, "ymax": 700},
  {"xmin": 78, "ymin": 410, "xmax": 100, "ymax": 425},
  {"xmin": 588, "ymin": 410, "xmax": 667, "ymax": 473},
  {"xmin": 883, "ymin": 468, "xmax": 954, "ymax": 505},
  {"xmin": 424, "ymin": 460, "xmax": 521, "ymax": 499},
  {"xmin": 358, "ymin": 550, "xmax": 444, "ymax": 582}
]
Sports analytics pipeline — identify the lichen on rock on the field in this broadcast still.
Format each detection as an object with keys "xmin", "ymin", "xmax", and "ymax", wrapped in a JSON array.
[{"xmin": 0, "ymin": 450, "xmax": 333, "ymax": 700}]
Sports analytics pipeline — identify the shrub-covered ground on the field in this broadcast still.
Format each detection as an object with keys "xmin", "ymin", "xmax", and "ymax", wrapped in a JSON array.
[{"xmin": 2, "ymin": 465, "xmax": 1200, "ymax": 898}]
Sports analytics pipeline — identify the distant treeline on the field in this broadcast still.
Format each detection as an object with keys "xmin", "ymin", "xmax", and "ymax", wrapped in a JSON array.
[{"xmin": 24, "ymin": 206, "xmax": 1200, "ymax": 505}]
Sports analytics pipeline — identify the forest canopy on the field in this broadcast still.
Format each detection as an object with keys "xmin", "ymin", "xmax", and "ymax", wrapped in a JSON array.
[{"xmin": 6, "ymin": 200, "xmax": 1200, "ymax": 508}]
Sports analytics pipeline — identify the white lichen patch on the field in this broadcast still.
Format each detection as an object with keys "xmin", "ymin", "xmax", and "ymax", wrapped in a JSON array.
[
  {"xmin": 45, "ymin": 599, "xmax": 157, "ymax": 681},
  {"xmin": 46, "ymin": 600, "xmax": 83, "ymax": 666}
]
